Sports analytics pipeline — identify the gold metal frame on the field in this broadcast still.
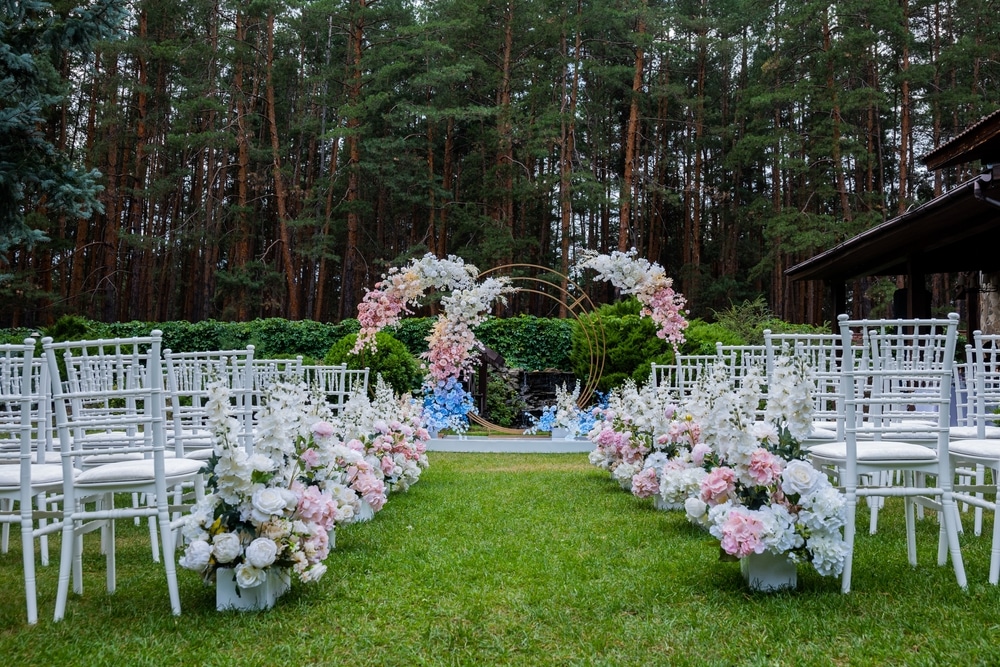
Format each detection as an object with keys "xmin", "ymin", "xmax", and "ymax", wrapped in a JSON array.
[{"xmin": 469, "ymin": 264, "xmax": 606, "ymax": 435}]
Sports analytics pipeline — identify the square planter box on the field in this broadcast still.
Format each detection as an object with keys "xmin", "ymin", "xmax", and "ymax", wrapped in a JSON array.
[
  {"xmin": 740, "ymin": 551, "xmax": 797, "ymax": 592},
  {"xmin": 216, "ymin": 567, "xmax": 291, "ymax": 611}
]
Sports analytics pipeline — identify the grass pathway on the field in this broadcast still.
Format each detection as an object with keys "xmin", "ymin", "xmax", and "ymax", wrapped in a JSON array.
[{"xmin": 2, "ymin": 452, "xmax": 1000, "ymax": 665}]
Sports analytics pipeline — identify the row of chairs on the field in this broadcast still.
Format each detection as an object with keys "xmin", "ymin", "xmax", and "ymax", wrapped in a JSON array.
[
  {"xmin": 0, "ymin": 333, "xmax": 369, "ymax": 624},
  {"xmin": 656, "ymin": 314, "xmax": 1000, "ymax": 593}
]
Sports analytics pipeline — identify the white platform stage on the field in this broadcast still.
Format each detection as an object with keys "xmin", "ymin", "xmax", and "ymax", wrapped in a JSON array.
[{"xmin": 425, "ymin": 435, "xmax": 592, "ymax": 454}]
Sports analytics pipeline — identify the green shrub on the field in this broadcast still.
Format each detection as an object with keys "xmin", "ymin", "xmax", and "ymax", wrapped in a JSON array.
[
  {"xmin": 570, "ymin": 299, "xmax": 670, "ymax": 392},
  {"xmin": 711, "ymin": 297, "xmax": 827, "ymax": 344},
  {"xmin": 476, "ymin": 315, "xmax": 574, "ymax": 371},
  {"xmin": 324, "ymin": 332, "xmax": 423, "ymax": 395},
  {"xmin": 390, "ymin": 317, "xmax": 434, "ymax": 356}
]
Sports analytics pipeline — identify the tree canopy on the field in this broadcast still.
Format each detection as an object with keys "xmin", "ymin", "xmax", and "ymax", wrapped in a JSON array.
[{"xmin": 2, "ymin": 0, "xmax": 998, "ymax": 327}]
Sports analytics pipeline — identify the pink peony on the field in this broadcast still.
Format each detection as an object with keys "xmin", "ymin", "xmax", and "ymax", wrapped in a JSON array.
[
  {"xmin": 746, "ymin": 448, "xmax": 784, "ymax": 486},
  {"xmin": 700, "ymin": 466, "xmax": 736, "ymax": 505},
  {"xmin": 381, "ymin": 455, "xmax": 395, "ymax": 476}
]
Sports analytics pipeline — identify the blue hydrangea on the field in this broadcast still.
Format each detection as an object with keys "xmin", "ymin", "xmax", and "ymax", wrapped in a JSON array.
[{"xmin": 422, "ymin": 377, "xmax": 477, "ymax": 433}]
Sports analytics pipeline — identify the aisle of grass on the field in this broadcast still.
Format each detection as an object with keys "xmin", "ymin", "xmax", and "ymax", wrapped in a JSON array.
[{"xmin": 1, "ymin": 452, "xmax": 999, "ymax": 665}]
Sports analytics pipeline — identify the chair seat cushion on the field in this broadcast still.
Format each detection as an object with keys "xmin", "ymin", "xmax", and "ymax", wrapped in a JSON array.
[
  {"xmin": 809, "ymin": 440, "xmax": 938, "ymax": 462},
  {"xmin": 949, "ymin": 439, "xmax": 1000, "ymax": 461},
  {"xmin": 82, "ymin": 450, "xmax": 177, "ymax": 466},
  {"xmin": 949, "ymin": 425, "xmax": 1000, "ymax": 440},
  {"xmin": 804, "ymin": 427, "xmax": 837, "ymax": 441},
  {"xmin": 75, "ymin": 458, "xmax": 205, "ymax": 486},
  {"xmin": 184, "ymin": 448, "xmax": 216, "ymax": 461},
  {"xmin": 0, "ymin": 463, "xmax": 68, "ymax": 488}
]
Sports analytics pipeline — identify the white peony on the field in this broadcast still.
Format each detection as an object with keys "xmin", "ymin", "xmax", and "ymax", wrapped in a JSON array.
[
  {"xmin": 244, "ymin": 537, "xmax": 279, "ymax": 568},
  {"xmin": 179, "ymin": 539, "xmax": 212, "ymax": 572},
  {"xmin": 234, "ymin": 562, "xmax": 267, "ymax": 588},
  {"xmin": 212, "ymin": 532, "xmax": 243, "ymax": 564},
  {"xmin": 684, "ymin": 496, "xmax": 708, "ymax": 523}
]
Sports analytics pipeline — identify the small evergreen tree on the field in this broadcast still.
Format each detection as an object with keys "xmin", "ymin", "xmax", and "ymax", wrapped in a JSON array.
[{"xmin": 0, "ymin": 0, "xmax": 126, "ymax": 250}]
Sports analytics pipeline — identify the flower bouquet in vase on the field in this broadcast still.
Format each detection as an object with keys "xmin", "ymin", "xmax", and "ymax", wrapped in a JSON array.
[{"xmin": 682, "ymin": 356, "xmax": 848, "ymax": 591}]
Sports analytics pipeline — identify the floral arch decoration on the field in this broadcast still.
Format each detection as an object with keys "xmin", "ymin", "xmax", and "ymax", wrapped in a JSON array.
[{"xmin": 352, "ymin": 250, "xmax": 687, "ymax": 434}]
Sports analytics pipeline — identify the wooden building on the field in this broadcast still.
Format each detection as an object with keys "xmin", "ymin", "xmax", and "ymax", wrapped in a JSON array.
[{"xmin": 786, "ymin": 109, "xmax": 1000, "ymax": 332}]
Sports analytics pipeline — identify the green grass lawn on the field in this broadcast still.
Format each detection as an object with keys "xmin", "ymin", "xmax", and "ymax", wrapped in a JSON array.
[{"xmin": 2, "ymin": 453, "xmax": 999, "ymax": 665}]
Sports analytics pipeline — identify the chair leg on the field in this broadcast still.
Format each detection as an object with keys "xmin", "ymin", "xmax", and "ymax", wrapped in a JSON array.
[
  {"xmin": 990, "ymin": 493, "xmax": 1000, "ymax": 585},
  {"xmin": 36, "ymin": 492, "xmax": 49, "ymax": 566},
  {"xmin": 941, "ymin": 491, "xmax": 968, "ymax": 588},
  {"xmin": 53, "ymin": 519, "xmax": 76, "ymax": 622},
  {"xmin": 157, "ymin": 506, "xmax": 182, "ymax": 616},
  {"xmin": 975, "ymin": 464, "xmax": 986, "ymax": 536},
  {"xmin": 20, "ymin": 514, "xmax": 38, "ymax": 625},
  {"xmin": 1, "ymin": 498, "xmax": 9, "ymax": 553},
  {"xmin": 842, "ymin": 493, "xmax": 857, "ymax": 594}
]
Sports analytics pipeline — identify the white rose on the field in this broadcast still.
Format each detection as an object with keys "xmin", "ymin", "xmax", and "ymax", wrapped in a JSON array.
[
  {"xmin": 179, "ymin": 539, "xmax": 212, "ymax": 572},
  {"xmin": 684, "ymin": 496, "xmax": 707, "ymax": 521},
  {"xmin": 780, "ymin": 459, "xmax": 823, "ymax": 497},
  {"xmin": 245, "ymin": 537, "xmax": 279, "ymax": 569},
  {"xmin": 251, "ymin": 487, "xmax": 289, "ymax": 522},
  {"xmin": 234, "ymin": 562, "xmax": 267, "ymax": 588},
  {"xmin": 212, "ymin": 532, "xmax": 243, "ymax": 564}
]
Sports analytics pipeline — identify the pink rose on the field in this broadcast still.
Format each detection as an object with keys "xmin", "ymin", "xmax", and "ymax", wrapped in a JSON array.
[
  {"xmin": 311, "ymin": 421, "xmax": 335, "ymax": 439},
  {"xmin": 690, "ymin": 443, "xmax": 711, "ymax": 466},
  {"xmin": 301, "ymin": 448, "xmax": 320, "ymax": 470}
]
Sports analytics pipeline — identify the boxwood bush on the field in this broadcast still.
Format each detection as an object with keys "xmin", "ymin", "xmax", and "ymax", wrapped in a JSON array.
[{"xmin": 324, "ymin": 331, "xmax": 423, "ymax": 395}]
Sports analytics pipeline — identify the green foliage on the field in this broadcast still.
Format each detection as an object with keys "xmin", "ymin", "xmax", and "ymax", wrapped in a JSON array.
[
  {"xmin": 245, "ymin": 318, "xmax": 348, "ymax": 360},
  {"xmin": 389, "ymin": 317, "xmax": 434, "ymax": 356},
  {"xmin": 43, "ymin": 315, "xmax": 98, "ymax": 342},
  {"xmin": 324, "ymin": 332, "xmax": 423, "ymax": 395},
  {"xmin": 1, "ymin": 0, "xmax": 128, "ymax": 250},
  {"xmin": 570, "ymin": 299, "xmax": 670, "ymax": 392},
  {"xmin": 712, "ymin": 296, "xmax": 826, "ymax": 345},
  {"xmin": 482, "ymin": 370, "xmax": 527, "ymax": 428},
  {"xmin": 475, "ymin": 315, "xmax": 574, "ymax": 372}
]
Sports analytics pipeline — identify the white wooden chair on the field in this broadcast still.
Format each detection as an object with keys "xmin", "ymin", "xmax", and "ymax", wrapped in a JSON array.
[
  {"xmin": 949, "ymin": 331, "xmax": 1000, "ymax": 582},
  {"xmin": 45, "ymin": 332, "xmax": 204, "ymax": 621},
  {"xmin": 0, "ymin": 339, "xmax": 69, "ymax": 624},
  {"xmin": 304, "ymin": 364, "xmax": 370, "ymax": 414},
  {"xmin": 164, "ymin": 347, "xmax": 255, "ymax": 458},
  {"xmin": 810, "ymin": 314, "xmax": 967, "ymax": 593}
]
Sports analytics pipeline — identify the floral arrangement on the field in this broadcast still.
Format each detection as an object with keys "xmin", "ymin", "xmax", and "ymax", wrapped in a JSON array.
[
  {"xmin": 680, "ymin": 354, "xmax": 848, "ymax": 578},
  {"xmin": 178, "ymin": 381, "xmax": 343, "ymax": 588},
  {"xmin": 586, "ymin": 377, "xmax": 675, "ymax": 488},
  {"xmin": 524, "ymin": 380, "xmax": 593, "ymax": 437},
  {"xmin": 572, "ymin": 248, "xmax": 688, "ymax": 346},
  {"xmin": 178, "ymin": 376, "xmax": 430, "ymax": 591},
  {"xmin": 352, "ymin": 254, "xmax": 517, "ymax": 432},
  {"xmin": 353, "ymin": 254, "xmax": 478, "ymax": 354},
  {"xmin": 422, "ymin": 376, "xmax": 477, "ymax": 435}
]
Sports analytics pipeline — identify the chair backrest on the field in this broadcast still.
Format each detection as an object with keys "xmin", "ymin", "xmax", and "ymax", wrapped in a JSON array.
[
  {"xmin": 0, "ymin": 340, "xmax": 39, "ymax": 467},
  {"xmin": 715, "ymin": 343, "xmax": 766, "ymax": 383},
  {"xmin": 672, "ymin": 353, "xmax": 718, "ymax": 396},
  {"xmin": 44, "ymin": 332, "xmax": 167, "ymax": 467},
  {"xmin": 952, "ymin": 344, "xmax": 974, "ymax": 427},
  {"xmin": 764, "ymin": 330, "xmax": 844, "ymax": 432},
  {"xmin": 967, "ymin": 332, "xmax": 1000, "ymax": 438},
  {"xmin": 303, "ymin": 364, "xmax": 370, "ymax": 414},
  {"xmin": 838, "ymin": 314, "xmax": 958, "ymax": 446},
  {"xmin": 163, "ymin": 347, "xmax": 255, "ymax": 453}
]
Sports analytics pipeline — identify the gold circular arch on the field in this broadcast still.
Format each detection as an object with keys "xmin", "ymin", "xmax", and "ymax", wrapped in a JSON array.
[{"xmin": 469, "ymin": 264, "xmax": 606, "ymax": 435}]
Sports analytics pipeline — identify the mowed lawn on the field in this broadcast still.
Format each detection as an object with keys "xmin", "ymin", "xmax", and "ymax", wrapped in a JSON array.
[{"xmin": 1, "ymin": 452, "xmax": 999, "ymax": 666}]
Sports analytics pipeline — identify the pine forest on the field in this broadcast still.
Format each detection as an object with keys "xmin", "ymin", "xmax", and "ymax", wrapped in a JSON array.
[{"xmin": 4, "ymin": 0, "xmax": 1000, "ymax": 328}]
